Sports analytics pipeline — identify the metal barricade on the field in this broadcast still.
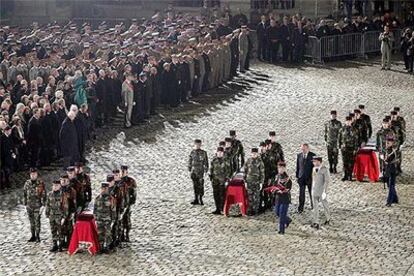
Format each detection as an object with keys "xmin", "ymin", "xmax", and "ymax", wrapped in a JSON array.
[
  {"xmin": 304, "ymin": 36, "xmax": 321, "ymax": 63},
  {"xmin": 362, "ymin": 30, "xmax": 382, "ymax": 54},
  {"xmin": 320, "ymin": 33, "xmax": 363, "ymax": 60}
]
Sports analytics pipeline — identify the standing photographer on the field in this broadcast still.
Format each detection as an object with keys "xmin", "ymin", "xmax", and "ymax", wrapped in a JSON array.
[{"xmin": 379, "ymin": 26, "xmax": 394, "ymax": 70}]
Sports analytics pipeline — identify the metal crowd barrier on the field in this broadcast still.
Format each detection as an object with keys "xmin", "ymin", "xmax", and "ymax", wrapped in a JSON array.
[{"xmin": 305, "ymin": 27, "xmax": 411, "ymax": 63}]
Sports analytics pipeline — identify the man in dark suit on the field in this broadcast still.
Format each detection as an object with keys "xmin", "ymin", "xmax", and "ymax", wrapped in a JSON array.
[
  {"xmin": 256, "ymin": 15, "xmax": 269, "ymax": 61},
  {"xmin": 296, "ymin": 143, "xmax": 315, "ymax": 213}
]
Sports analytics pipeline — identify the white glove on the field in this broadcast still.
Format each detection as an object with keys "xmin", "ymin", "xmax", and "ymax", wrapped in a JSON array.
[{"xmin": 321, "ymin": 192, "xmax": 327, "ymax": 200}]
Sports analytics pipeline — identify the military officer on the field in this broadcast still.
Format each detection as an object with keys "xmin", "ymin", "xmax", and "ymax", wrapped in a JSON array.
[
  {"xmin": 243, "ymin": 148, "xmax": 265, "ymax": 216},
  {"xmin": 188, "ymin": 139, "xmax": 209, "ymax": 205},
  {"xmin": 94, "ymin": 182, "xmax": 112, "ymax": 254},
  {"xmin": 376, "ymin": 118, "xmax": 396, "ymax": 174},
  {"xmin": 268, "ymin": 131, "xmax": 285, "ymax": 179},
  {"xmin": 381, "ymin": 138, "xmax": 399, "ymax": 206},
  {"xmin": 23, "ymin": 168, "xmax": 46, "ymax": 242},
  {"xmin": 46, "ymin": 180, "xmax": 64, "ymax": 252},
  {"xmin": 210, "ymin": 147, "xmax": 231, "ymax": 215},
  {"xmin": 229, "ymin": 130, "xmax": 245, "ymax": 173},
  {"xmin": 120, "ymin": 165, "xmax": 137, "ymax": 242},
  {"xmin": 390, "ymin": 110, "xmax": 406, "ymax": 173},
  {"xmin": 60, "ymin": 174, "xmax": 76, "ymax": 248},
  {"xmin": 75, "ymin": 162, "xmax": 92, "ymax": 207},
  {"xmin": 324, "ymin": 110, "xmax": 342, "ymax": 173},
  {"xmin": 358, "ymin": 105, "xmax": 372, "ymax": 140},
  {"xmin": 339, "ymin": 116, "xmax": 359, "ymax": 181}
]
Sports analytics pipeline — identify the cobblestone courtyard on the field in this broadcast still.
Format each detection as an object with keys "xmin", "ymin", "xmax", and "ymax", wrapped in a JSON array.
[{"xmin": 1, "ymin": 59, "xmax": 414, "ymax": 275}]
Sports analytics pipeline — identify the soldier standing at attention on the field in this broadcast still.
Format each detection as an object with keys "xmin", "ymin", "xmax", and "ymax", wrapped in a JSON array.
[
  {"xmin": 324, "ymin": 110, "xmax": 342, "ymax": 173},
  {"xmin": 75, "ymin": 162, "xmax": 92, "ymax": 207},
  {"xmin": 66, "ymin": 166, "xmax": 84, "ymax": 212},
  {"xmin": 358, "ymin": 105, "xmax": 372, "ymax": 140},
  {"xmin": 354, "ymin": 109, "xmax": 368, "ymax": 146},
  {"xmin": 260, "ymin": 140, "xmax": 272, "ymax": 212},
  {"xmin": 376, "ymin": 118, "xmax": 396, "ymax": 176},
  {"xmin": 113, "ymin": 169, "xmax": 126, "ymax": 246},
  {"xmin": 23, "ymin": 168, "xmax": 46, "ymax": 242},
  {"xmin": 46, "ymin": 180, "xmax": 64, "ymax": 252},
  {"xmin": 94, "ymin": 182, "xmax": 112, "ymax": 254},
  {"xmin": 107, "ymin": 175, "xmax": 119, "ymax": 250},
  {"xmin": 188, "ymin": 139, "xmax": 209, "ymax": 205},
  {"xmin": 381, "ymin": 138, "xmax": 399, "ymax": 207},
  {"xmin": 238, "ymin": 25, "xmax": 249, "ymax": 73},
  {"xmin": 120, "ymin": 165, "xmax": 137, "ymax": 242},
  {"xmin": 60, "ymin": 174, "xmax": 76, "ymax": 248},
  {"xmin": 339, "ymin": 116, "xmax": 359, "ymax": 181},
  {"xmin": 244, "ymin": 148, "xmax": 265, "ymax": 216},
  {"xmin": 268, "ymin": 131, "xmax": 285, "ymax": 180},
  {"xmin": 229, "ymin": 130, "xmax": 245, "ymax": 173},
  {"xmin": 210, "ymin": 147, "xmax": 231, "ymax": 215}
]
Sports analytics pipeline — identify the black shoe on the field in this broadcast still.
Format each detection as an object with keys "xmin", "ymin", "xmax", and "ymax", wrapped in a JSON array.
[
  {"xmin": 385, "ymin": 203, "xmax": 392, "ymax": 207},
  {"xmin": 278, "ymin": 231, "xmax": 285, "ymax": 235},
  {"xmin": 341, "ymin": 176, "xmax": 347, "ymax": 181},
  {"xmin": 28, "ymin": 235, "xmax": 36, "ymax": 242},
  {"xmin": 190, "ymin": 200, "xmax": 199, "ymax": 205},
  {"xmin": 50, "ymin": 242, "xmax": 59, "ymax": 253},
  {"xmin": 212, "ymin": 210, "xmax": 221, "ymax": 215},
  {"xmin": 311, "ymin": 223, "xmax": 320, "ymax": 230},
  {"xmin": 324, "ymin": 220, "xmax": 330, "ymax": 225}
]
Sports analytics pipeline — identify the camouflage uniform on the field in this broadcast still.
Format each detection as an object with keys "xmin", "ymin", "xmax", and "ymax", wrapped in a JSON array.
[
  {"xmin": 121, "ymin": 176, "xmax": 137, "ymax": 241},
  {"xmin": 188, "ymin": 149, "xmax": 209, "ymax": 200},
  {"xmin": 23, "ymin": 179, "xmax": 46, "ymax": 240},
  {"xmin": 224, "ymin": 146, "xmax": 235, "ymax": 176},
  {"xmin": 391, "ymin": 119, "xmax": 406, "ymax": 172},
  {"xmin": 324, "ymin": 118, "xmax": 342, "ymax": 171},
  {"xmin": 376, "ymin": 127, "xmax": 396, "ymax": 172},
  {"xmin": 45, "ymin": 190, "xmax": 64, "ymax": 246},
  {"xmin": 354, "ymin": 118, "xmax": 368, "ymax": 145},
  {"xmin": 244, "ymin": 157, "xmax": 265, "ymax": 215},
  {"xmin": 231, "ymin": 139, "xmax": 245, "ymax": 173},
  {"xmin": 268, "ymin": 142, "xmax": 284, "ymax": 179},
  {"xmin": 210, "ymin": 156, "xmax": 231, "ymax": 212},
  {"xmin": 108, "ymin": 185, "xmax": 119, "ymax": 247},
  {"xmin": 260, "ymin": 151, "xmax": 272, "ymax": 210},
  {"xmin": 61, "ymin": 185, "xmax": 77, "ymax": 246},
  {"xmin": 94, "ymin": 192, "xmax": 112, "ymax": 250},
  {"xmin": 339, "ymin": 125, "xmax": 359, "ymax": 180}
]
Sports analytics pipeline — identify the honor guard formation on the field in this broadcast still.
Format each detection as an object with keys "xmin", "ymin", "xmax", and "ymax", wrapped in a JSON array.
[{"xmin": 189, "ymin": 104, "xmax": 406, "ymax": 234}]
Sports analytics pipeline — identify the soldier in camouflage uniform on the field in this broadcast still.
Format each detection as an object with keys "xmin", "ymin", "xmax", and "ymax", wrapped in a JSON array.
[
  {"xmin": 113, "ymin": 169, "xmax": 125, "ymax": 246},
  {"xmin": 339, "ymin": 116, "xmax": 359, "ymax": 181},
  {"xmin": 120, "ymin": 165, "xmax": 137, "ymax": 242},
  {"xmin": 188, "ymin": 139, "xmax": 209, "ymax": 205},
  {"xmin": 60, "ymin": 174, "xmax": 77, "ymax": 248},
  {"xmin": 94, "ymin": 182, "xmax": 112, "ymax": 254},
  {"xmin": 324, "ymin": 110, "xmax": 342, "ymax": 173},
  {"xmin": 243, "ymin": 148, "xmax": 265, "ymax": 216},
  {"xmin": 390, "ymin": 110, "xmax": 406, "ymax": 173},
  {"xmin": 46, "ymin": 180, "xmax": 64, "ymax": 252},
  {"xmin": 67, "ymin": 166, "xmax": 84, "ymax": 213},
  {"xmin": 224, "ymin": 137, "xmax": 235, "ymax": 176},
  {"xmin": 268, "ymin": 131, "xmax": 285, "ymax": 179},
  {"xmin": 376, "ymin": 118, "xmax": 396, "ymax": 174},
  {"xmin": 107, "ymin": 175, "xmax": 119, "ymax": 250},
  {"xmin": 23, "ymin": 168, "xmax": 46, "ymax": 242},
  {"xmin": 75, "ymin": 162, "xmax": 92, "ymax": 207},
  {"xmin": 229, "ymin": 130, "xmax": 245, "ymax": 173},
  {"xmin": 358, "ymin": 105, "xmax": 372, "ymax": 140},
  {"xmin": 210, "ymin": 147, "xmax": 231, "ymax": 215}
]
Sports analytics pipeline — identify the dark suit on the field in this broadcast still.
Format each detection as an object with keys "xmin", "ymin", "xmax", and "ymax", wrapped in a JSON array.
[
  {"xmin": 296, "ymin": 151, "xmax": 315, "ymax": 212},
  {"xmin": 256, "ymin": 21, "xmax": 269, "ymax": 60}
]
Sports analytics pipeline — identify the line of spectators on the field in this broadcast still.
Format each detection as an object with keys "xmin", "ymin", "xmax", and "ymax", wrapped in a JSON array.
[{"xmin": 0, "ymin": 11, "xmax": 254, "ymax": 190}]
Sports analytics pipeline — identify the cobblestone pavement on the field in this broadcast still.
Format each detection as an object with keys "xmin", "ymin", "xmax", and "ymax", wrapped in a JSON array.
[{"xmin": 1, "ymin": 58, "xmax": 414, "ymax": 276}]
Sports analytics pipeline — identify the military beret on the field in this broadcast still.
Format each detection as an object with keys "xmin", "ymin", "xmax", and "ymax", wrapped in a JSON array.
[
  {"xmin": 390, "ymin": 111, "xmax": 398, "ymax": 115},
  {"xmin": 265, "ymin": 139, "xmax": 271, "ymax": 145},
  {"xmin": 101, "ymin": 182, "xmax": 109, "ymax": 188},
  {"xmin": 312, "ymin": 156, "xmax": 323, "ymax": 162},
  {"xmin": 60, "ymin": 174, "xmax": 69, "ymax": 179},
  {"xmin": 330, "ymin": 110, "xmax": 337, "ymax": 115},
  {"xmin": 269, "ymin": 131, "xmax": 276, "ymax": 136},
  {"xmin": 277, "ymin": 161, "xmax": 286, "ymax": 167},
  {"xmin": 354, "ymin": 109, "xmax": 361, "ymax": 114},
  {"xmin": 260, "ymin": 141, "xmax": 266, "ymax": 147},
  {"xmin": 30, "ymin": 167, "xmax": 38, "ymax": 173},
  {"xmin": 393, "ymin": 107, "xmax": 400, "ymax": 112},
  {"xmin": 66, "ymin": 166, "xmax": 75, "ymax": 172},
  {"xmin": 194, "ymin": 139, "xmax": 202, "ymax": 144},
  {"xmin": 219, "ymin": 141, "xmax": 225, "ymax": 146},
  {"xmin": 383, "ymin": 119, "xmax": 389, "ymax": 123},
  {"xmin": 229, "ymin": 130, "xmax": 236, "ymax": 136},
  {"xmin": 75, "ymin": 162, "xmax": 84, "ymax": 167},
  {"xmin": 224, "ymin": 137, "xmax": 232, "ymax": 142},
  {"xmin": 121, "ymin": 165, "xmax": 128, "ymax": 171},
  {"xmin": 358, "ymin": 105, "xmax": 365, "ymax": 109},
  {"xmin": 251, "ymin": 148, "xmax": 259, "ymax": 153},
  {"xmin": 217, "ymin": 147, "xmax": 224, "ymax": 152},
  {"xmin": 349, "ymin": 113, "xmax": 355, "ymax": 117},
  {"xmin": 53, "ymin": 180, "xmax": 60, "ymax": 185},
  {"xmin": 345, "ymin": 116, "xmax": 352, "ymax": 121},
  {"xmin": 106, "ymin": 175, "xmax": 114, "ymax": 182},
  {"xmin": 385, "ymin": 115, "xmax": 391, "ymax": 120}
]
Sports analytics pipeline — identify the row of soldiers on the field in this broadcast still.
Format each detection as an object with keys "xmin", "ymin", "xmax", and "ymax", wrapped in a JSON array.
[
  {"xmin": 324, "ymin": 105, "xmax": 405, "ymax": 182},
  {"xmin": 23, "ymin": 163, "xmax": 137, "ymax": 254},
  {"xmin": 188, "ymin": 130, "xmax": 285, "ymax": 216}
]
